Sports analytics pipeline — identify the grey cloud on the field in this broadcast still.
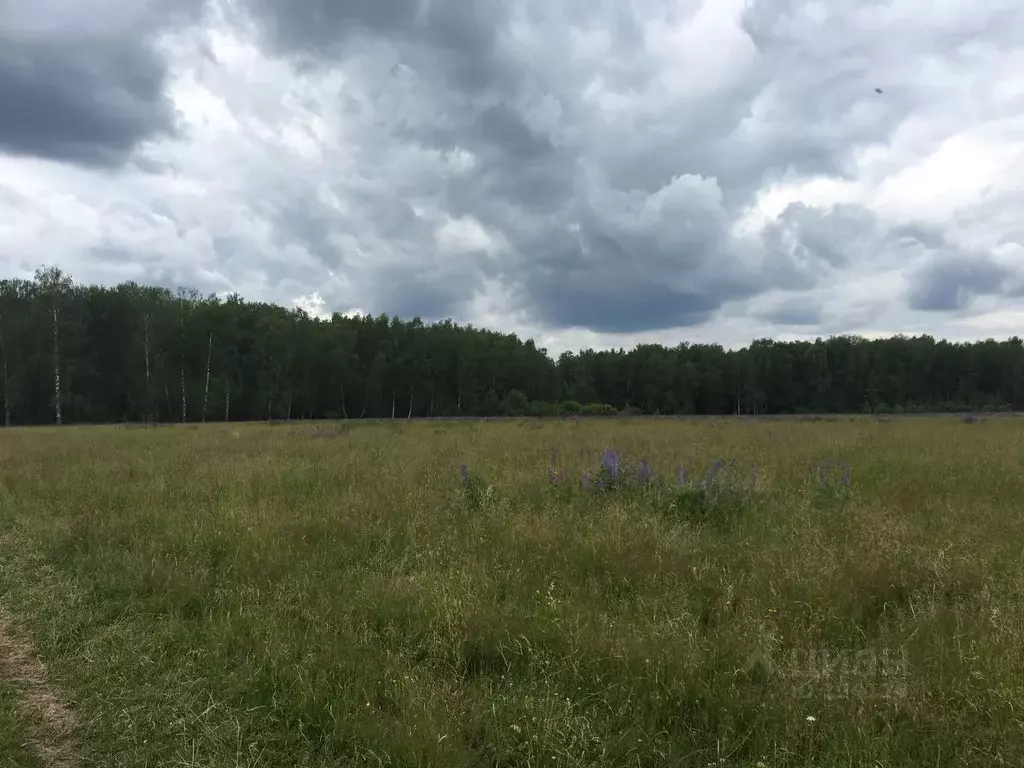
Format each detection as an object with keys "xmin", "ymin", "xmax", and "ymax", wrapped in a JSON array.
[
  {"xmin": 734, "ymin": 0, "xmax": 1024, "ymax": 187},
  {"xmin": 759, "ymin": 300, "xmax": 824, "ymax": 327},
  {"xmin": 0, "ymin": 0, "xmax": 207, "ymax": 166},
  {"xmin": 907, "ymin": 254, "xmax": 1013, "ymax": 312},
  {"xmin": 475, "ymin": 104, "xmax": 554, "ymax": 163},
  {"xmin": 265, "ymin": 175, "xmax": 491, "ymax": 321},
  {"xmin": 241, "ymin": 0, "xmax": 509, "ymax": 92},
  {"xmin": 539, "ymin": 282, "xmax": 722, "ymax": 334},
  {"xmin": 16, "ymin": 0, "xmax": 1017, "ymax": 342},
  {"xmin": 889, "ymin": 224, "xmax": 947, "ymax": 251},
  {"xmin": 759, "ymin": 203, "xmax": 882, "ymax": 289},
  {"xmin": 268, "ymin": 196, "xmax": 344, "ymax": 268},
  {"xmin": 505, "ymin": 174, "xmax": 766, "ymax": 333},
  {"xmin": 238, "ymin": 0, "xmax": 923, "ymax": 333},
  {"xmin": 371, "ymin": 262, "xmax": 481, "ymax": 322},
  {"xmin": 761, "ymin": 203, "xmax": 1021, "ymax": 316},
  {"xmin": 241, "ymin": 0, "xmax": 500, "ymax": 56},
  {"xmin": 88, "ymin": 244, "xmax": 229, "ymax": 297}
]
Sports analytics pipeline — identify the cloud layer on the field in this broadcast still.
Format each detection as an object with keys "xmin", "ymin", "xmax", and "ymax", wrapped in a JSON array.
[{"xmin": 2, "ymin": 0, "xmax": 1024, "ymax": 352}]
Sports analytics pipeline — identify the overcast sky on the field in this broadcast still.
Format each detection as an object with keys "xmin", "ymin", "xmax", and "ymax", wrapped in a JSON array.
[{"xmin": 2, "ymin": 0, "xmax": 1024, "ymax": 354}]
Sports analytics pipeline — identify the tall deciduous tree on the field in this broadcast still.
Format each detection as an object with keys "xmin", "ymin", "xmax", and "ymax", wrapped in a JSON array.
[{"xmin": 34, "ymin": 267, "xmax": 73, "ymax": 425}]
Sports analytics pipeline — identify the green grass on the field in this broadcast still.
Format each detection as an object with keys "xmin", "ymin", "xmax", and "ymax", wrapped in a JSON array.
[
  {"xmin": 0, "ymin": 417, "xmax": 1023, "ymax": 766},
  {"xmin": 0, "ymin": 679, "xmax": 42, "ymax": 768}
]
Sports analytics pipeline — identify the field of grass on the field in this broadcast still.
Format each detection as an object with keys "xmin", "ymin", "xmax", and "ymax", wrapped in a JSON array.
[
  {"xmin": 0, "ymin": 679, "xmax": 39, "ymax": 768},
  {"xmin": 0, "ymin": 417, "xmax": 1022, "ymax": 767}
]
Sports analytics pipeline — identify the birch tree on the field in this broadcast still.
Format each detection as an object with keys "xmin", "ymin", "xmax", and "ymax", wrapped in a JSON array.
[
  {"xmin": 0, "ymin": 280, "xmax": 14, "ymax": 426},
  {"xmin": 202, "ymin": 332, "xmax": 213, "ymax": 422},
  {"xmin": 34, "ymin": 267, "xmax": 72, "ymax": 425}
]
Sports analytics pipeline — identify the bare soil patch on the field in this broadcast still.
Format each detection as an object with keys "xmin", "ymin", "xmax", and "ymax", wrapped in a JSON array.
[{"xmin": 0, "ymin": 610, "xmax": 77, "ymax": 768}]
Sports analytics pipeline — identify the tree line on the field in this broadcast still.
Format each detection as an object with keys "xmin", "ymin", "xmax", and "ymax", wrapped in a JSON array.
[{"xmin": 2, "ymin": 267, "xmax": 1023, "ymax": 425}]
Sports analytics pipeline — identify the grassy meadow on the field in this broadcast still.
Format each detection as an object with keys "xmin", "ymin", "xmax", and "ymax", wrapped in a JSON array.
[{"xmin": 0, "ymin": 416, "xmax": 1022, "ymax": 766}]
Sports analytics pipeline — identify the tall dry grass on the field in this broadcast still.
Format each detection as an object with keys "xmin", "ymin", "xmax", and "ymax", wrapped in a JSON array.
[{"xmin": 0, "ymin": 417, "xmax": 1022, "ymax": 766}]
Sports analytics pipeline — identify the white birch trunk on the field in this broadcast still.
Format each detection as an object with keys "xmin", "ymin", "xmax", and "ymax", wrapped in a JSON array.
[
  {"xmin": 52, "ymin": 303, "xmax": 62, "ymax": 426},
  {"xmin": 178, "ymin": 295, "xmax": 188, "ymax": 423},
  {"xmin": 202, "ymin": 333, "xmax": 212, "ymax": 422},
  {"xmin": 0, "ymin": 313, "xmax": 8, "ymax": 427},
  {"xmin": 143, "ymin": 313, "xmax": 152, "ymax": 421}
]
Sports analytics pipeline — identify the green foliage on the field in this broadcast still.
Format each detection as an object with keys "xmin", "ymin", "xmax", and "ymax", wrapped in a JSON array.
[
  {"xmin": 1, "ymin": 269, "xmax": 1022, "ymax": 427},
  {"xmin": 666, "ymin": 483, "xmax": 751, "ymax": 530},
  {"xmin": 661, "ymin": 461, "xmax": 757, "ymax": 530},
  {"xmin": 526, "ymin": 400, "xmax": 556, "ymax": 417},
  {"xmin": 810, "ymin": 461, "xmax": 854, "ymax": 511},
  {"xmin": 501, "ymin": 389, "xmax": 529, "ymax": 416},
  {"xmin": 459, "ymin": 465, "xmax": 494, "ymax": 511},
  {"xmin": 581, "ymin": 403, "xmax": 617, "ymax": 416}
]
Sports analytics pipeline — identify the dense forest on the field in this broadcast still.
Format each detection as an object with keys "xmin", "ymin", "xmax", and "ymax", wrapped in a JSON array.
[{"xmin": 2, "ymin": 267, "xmax": 1023, "ymax": 425}]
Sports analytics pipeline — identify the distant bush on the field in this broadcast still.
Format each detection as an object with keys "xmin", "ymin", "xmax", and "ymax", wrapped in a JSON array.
[{"xmin": 526, "ymin": 400, "xmax": 556, "ymax": 417}]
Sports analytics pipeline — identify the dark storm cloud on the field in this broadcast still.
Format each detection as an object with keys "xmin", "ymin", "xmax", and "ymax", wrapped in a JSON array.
[
  {"xmin": 565, "ymin": 286, "xmax": 721, "ymax": 333},
  {"xmin": 510, "ymin": 176, "xmax": 762, "ymax": 333},
  {"xmin": 239, "ymin": 0, "xmax": 891, "ymax": 332},
  {"xmin": 372, "ymin": 262, "xmax": 481, "ymax": 322},
  {"xmin": 50, "ymin": 0, "xmax": 1007, "ymax": 339},
  {"xmin": 268, "ymin": 195, "xmax": 343, "ymax": 266},
  {"xmin": 241, "ymin": 0, "xmax": 510, "ymax": 92},
  {"xmin": 529, "ymin": 270, "xmax": 725, "ymax": 333},
  {"xmin": 0, "ymin": 0, "xmax": 207, "ymax": 166},
  {"xmin": 475, "ymin": 104, "xmax": 554, "ymax": 163},
  {"xmin": 907, "ymin": 254, "xmax": 1013, "ymax": 312}
]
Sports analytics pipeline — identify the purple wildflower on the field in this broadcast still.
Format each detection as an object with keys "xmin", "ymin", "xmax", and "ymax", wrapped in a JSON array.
[
  {"xmin": 601, "ymin": 448, "xmax": 620, "ymax": 482},
  {"xmin": 679, "ymin": 466, "xmax": 689, "ymax": 486}
]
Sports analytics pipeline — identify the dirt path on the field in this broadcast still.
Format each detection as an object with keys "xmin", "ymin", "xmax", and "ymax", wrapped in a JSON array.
[{"xmin": 0, "ymin": 610, "xmax": 77, "ymax": 768}]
